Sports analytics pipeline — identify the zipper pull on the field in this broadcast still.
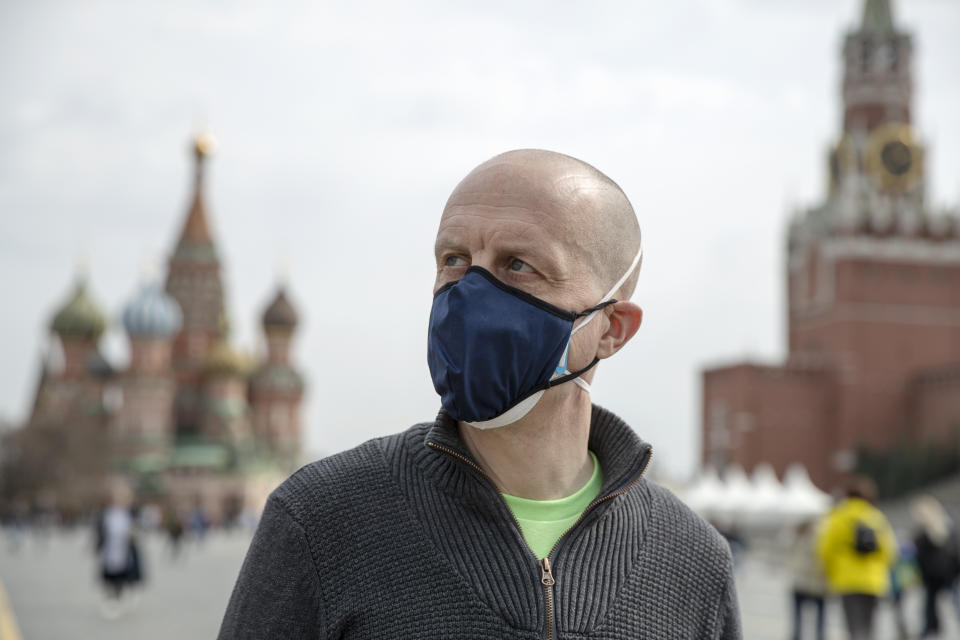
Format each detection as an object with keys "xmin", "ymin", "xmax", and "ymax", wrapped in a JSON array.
[{"xmin": 540, "ymin": 557, "xmax": 555, "ymax": 586}]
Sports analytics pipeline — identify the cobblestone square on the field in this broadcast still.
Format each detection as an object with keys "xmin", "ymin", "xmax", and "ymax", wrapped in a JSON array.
[{"xmin": 2, "ymin": 527, "xmax": 958, "ymax": 639}]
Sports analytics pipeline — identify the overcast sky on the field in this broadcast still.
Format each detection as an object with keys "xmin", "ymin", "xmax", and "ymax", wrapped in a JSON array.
[{"xmin": 1, "ymin": 0, "xmax": 958, "ymax": 479}]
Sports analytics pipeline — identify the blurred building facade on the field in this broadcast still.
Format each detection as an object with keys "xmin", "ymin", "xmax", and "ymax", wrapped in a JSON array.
[
  {"xmin": 702, "ymin": 0, "xmax": 960, "ymax": 490},
  {"xmin": 15, "ymin": 134, "xmax": 304, "ymax": 521}
]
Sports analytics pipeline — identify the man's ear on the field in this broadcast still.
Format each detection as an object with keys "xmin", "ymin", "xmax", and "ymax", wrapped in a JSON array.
[{"xmin": 596, "ymin": 301, "xmax": 642, "ymax": 360}]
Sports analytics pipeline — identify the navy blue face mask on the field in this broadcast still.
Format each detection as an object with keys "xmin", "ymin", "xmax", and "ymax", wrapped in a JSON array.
[{"xmin": 427, "ymin": 247, "xmax": 642, "ymax": 429}]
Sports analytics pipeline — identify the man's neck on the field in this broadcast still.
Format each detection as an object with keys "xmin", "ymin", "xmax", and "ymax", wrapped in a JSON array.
[{"xmin": 458, "ymin": 390, "xmax": 594, "ymax": 500}]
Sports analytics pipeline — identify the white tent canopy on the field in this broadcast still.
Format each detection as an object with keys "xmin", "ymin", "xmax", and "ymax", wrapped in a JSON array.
[
  {"xmin": 681, "ymin": 466, "xmax": 724, "ymax": 518},
  {"xmin": 681, "ymin": 463, "xmax": 832, "ymax": 529},
  {"xmin": 744, "ymin": 463, "xmax": 784, "ymax": 527},
  {"xmin": 780, "ymin": 464, "xmax": 832, "ymax": 521},
  {"xmin": 721, "ymin": 464, "xmax": 754, "ymax": 521}
]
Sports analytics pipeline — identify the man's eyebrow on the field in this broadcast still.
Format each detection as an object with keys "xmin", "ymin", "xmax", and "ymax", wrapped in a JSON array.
[
  {"xmin": 495, "ymin": 244, "xmax": 551, "ymax": 262},
  {"xmin": 497, "ymin": 245, "xmax": 569, "ymax": 281},
  {"xmin": 434, "ymin": 237, "xmax": 468, "ymax": 257},
  {"xmin": 434, "ymin": 231, "xmax": 566, "ymax": 275}
]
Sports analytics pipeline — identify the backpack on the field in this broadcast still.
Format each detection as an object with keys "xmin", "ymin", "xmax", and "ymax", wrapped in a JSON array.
[{"xmin": 854, "ymin": 520, "xmax": 878, "ymax": 554}]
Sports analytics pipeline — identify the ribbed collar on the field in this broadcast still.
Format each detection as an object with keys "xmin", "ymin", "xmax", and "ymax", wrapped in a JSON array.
[{"xmin": 421, "ymin": 403, "xmax": 652, "ymax": 501}]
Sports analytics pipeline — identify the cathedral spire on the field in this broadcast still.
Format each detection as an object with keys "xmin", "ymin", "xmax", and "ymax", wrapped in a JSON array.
[
  {"xmin": 165, "ymin": 130, "xmax": 228, "ymax": 436},
  {"xmin": 861, "ymin": 0, "xmax": 894, "ymax": 35},
  {"xmin": 176, "ymin": 132, "xmax": 218, "ymax": 248}
]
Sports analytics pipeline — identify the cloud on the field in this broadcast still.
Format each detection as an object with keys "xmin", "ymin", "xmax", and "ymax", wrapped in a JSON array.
[{"xmin": 0, "ymin": 0, "xmax": 957, "ymax": 480}]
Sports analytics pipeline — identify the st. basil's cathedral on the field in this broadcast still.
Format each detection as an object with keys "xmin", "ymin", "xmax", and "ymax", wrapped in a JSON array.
[{"xmin": 20, "ymin": 133, "xmax": 304, "ymax": 522}]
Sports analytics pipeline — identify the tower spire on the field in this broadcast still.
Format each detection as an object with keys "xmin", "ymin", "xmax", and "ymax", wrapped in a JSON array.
[
  {"xmin": 861, "ymin": 0, "xmax": 894, "ymax": 35},
  {"xmin": 841, "ymin": 0, "xmax": 912, "ymax": 134},
  {"xmin": 177, "ymin": 131, "xmax": 218, "ymax": 247},
  {"xmin": 165, "ymin": 130, "xmax": 227, "ymax": 436}
]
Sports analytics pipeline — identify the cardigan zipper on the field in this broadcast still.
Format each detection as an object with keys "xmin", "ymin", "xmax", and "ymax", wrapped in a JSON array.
[
  {"xmin": 540, "ymin": 558, "xmax": 556, "ymax": 640},
  {"xmin": 538, "ymin": 447, "xmax": 653, "ymax": 640},
  {"xmin": 427, "ymin": 440, "xmax": 653, "ymax": 640},
  {"xmin": 424, "ymin": 441, "xmax": 529, "ymax": 538}
]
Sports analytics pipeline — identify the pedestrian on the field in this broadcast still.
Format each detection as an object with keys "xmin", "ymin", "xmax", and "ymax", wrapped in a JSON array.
[
  {"xmin": 188, "ymin": 503, "xmax": 208, "ymax": 542},
  {"xmin": 889, "ymin": 542, "xmax": 921, "ymax": 640},
  {"xmin": 164, "ymin": 506, "xmax": 184, "ymax": 558},
  {"xmin": 911, "ymin": 494, "xmax": 960, "ymax": 637},
  {"xmin": 5, "ymin": 500, "xmax": 28, "ymax": 553},
  {"xmin": 95, "ymin": 484, "xmax": 141, "ymax": 619},
  {"xmin": 219, "ymin": 150, "xmax": 741, "ymax": 638},
  {"xmin": 817, "ymin": 476, "xmax": 897, "ymax": 640},
  {"xmin": 788, "ymin": 517, "xmax": 828, "ymax": 640}
]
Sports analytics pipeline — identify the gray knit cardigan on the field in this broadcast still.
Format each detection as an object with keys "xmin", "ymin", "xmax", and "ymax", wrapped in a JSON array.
[{"xmin": 219, "ymin": 405, "xmax": 741, "ymax": 639}]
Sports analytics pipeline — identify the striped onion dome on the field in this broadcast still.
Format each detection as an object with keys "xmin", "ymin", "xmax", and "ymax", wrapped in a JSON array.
[
  {"xmin": 262, "ymin": 287, "xmax": 298, "ymax": 330},
  {"xmin": 122, "ymin": 282, "xmax": 183, "ymax": 337},
  {"xmin": 51, "ymin": 281, "xmax": 107, "ymax": 340}
]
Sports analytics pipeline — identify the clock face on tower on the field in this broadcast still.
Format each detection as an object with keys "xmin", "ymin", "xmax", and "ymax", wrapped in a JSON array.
[
  {"xmin": 881, "ymin": 140, "xmax": 911, "ymax": 175},
  {"xmin": 865, "ymin": 123, "xmax": 923, "ymax": 192}
]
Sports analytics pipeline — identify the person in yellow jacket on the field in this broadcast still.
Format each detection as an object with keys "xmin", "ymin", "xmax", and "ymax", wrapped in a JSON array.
[{"xmin": 817, "ymin": 476, "xmax": 897, "ymax": 640}]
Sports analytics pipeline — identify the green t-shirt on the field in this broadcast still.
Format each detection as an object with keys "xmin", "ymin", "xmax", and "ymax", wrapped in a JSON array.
[{"xmin": 501, "ymin": 451, "xmax": 602, "ymax": 560}]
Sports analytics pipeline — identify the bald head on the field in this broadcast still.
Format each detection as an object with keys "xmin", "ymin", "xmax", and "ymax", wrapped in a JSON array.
[{"xmin": 442, "ymin": 149, "xmax": 642, "ymax": 301}]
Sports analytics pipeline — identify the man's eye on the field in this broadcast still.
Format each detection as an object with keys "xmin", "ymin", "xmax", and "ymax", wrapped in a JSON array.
[
  {"xmin": 444, "ymin": 255, "xmax": 468, "ymax": 267},
  {"xmin": 509, "ymin": 259, "xmax": 534, "ymax": 273}
]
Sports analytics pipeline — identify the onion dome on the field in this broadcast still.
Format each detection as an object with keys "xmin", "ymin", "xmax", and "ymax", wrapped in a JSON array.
[
  {"xmin": 262, "ymin": 287, "xmax": 298, "ymax": 331},
  {"xmin": 251, "ymin": 363, "xmax": 305, "ymax": 394},
  {"xmin": 51, "ymin": 281, "xmax": 107, "ymax": 340},
  {"xmin": 205, "ymin": 338, "xmax": 251, "ymax": 377},
  {"xmin": 123, "ymin": 282, "xmax": 183, "ymax": 338},
  {"xmin": 194, "ymin": 130, "xmax": 217, "ymax": 158},
  {"xmin": 204, "ymin": 316, "xmax": 251, "ymax": 377}
]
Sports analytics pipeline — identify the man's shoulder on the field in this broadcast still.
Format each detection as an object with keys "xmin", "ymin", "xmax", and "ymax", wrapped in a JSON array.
[
  {"xmin": 641, "ymin": 480, "xmax": 733, "ymax": 566},
  {"xmin": 268, "ymin": 422, "xmax": 432, "ymax": 522},
  {"xmin": 635, "ymin": 481, "xmax": 740, "ymax": 633}
]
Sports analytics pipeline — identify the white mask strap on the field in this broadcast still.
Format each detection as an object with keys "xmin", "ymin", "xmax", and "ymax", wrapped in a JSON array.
[
  {"xmin": 571, "ymin": 243, "xmax": 644, "ymax": 335},
  {"xmin": 602, "ymin": 243, "xmax": 644, "ymax": 303},
  {"xmin": 465, "ymin": 390, "xmax": 544, "ymax": 430}
]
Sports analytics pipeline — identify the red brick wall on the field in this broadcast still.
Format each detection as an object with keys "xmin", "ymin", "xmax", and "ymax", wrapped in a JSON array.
[
  {"xmin": 790, "ymin": 254, "xmax": 960, "ymax": 452},
  {"xmin": 843, "ymin": 104, "xmax": 911, "ymax": 133},
  {"xmin": 834, "ymin": 258, "xmax": 960, "ymax": 308},
  {"xmin": 703, "ymin": 363, "xmax": 836, "ymax": 489},
  {"xmin": 909, "ymin": 368, "xmax": 960, "ymax": 443}
]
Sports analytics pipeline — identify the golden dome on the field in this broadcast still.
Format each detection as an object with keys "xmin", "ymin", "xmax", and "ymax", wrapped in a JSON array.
[
  {"xmin": 204, "ymin": 304, "xmax": 247, "ymax": 379},
  {"xmin": 204, "ymin": 335, "xmax": 252, "ymax": 377},
  {"xmin": 193, "ymin": 131, "xmax": 218, "ymax": 158}
]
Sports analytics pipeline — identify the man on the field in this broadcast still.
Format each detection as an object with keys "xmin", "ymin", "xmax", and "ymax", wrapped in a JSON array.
[
  {"xmin": 219, "ymin": 150, "xmax": 741, "ymax": 638},
  {"xmin": 817, "ymin": 476, "xmax": 897, "ymax": 640}
]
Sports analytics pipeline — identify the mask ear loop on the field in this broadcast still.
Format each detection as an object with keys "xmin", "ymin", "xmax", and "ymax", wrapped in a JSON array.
[
  {"xmin": 571, "ymin": 299, "xmax": 616, "ymax": 334},
  {"xmin": 546, "ymin": 356, "xmax": 601, "ymax": 389},
  {"xmin": 569, "ymin": 243, "xmax": 644, "ymax": 337},
  {"xmin": 554, "ymin": 243, "xmax": 644, "ymax": 377},
  {"xmin": 562, "ymin": 306, "xmax": 611, "ymax": 393}
]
